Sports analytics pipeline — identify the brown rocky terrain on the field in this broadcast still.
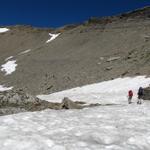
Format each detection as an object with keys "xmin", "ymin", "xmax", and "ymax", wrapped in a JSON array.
[
  {"xmin": 0, "ymin": 6, "xmax": 150, "ymax": 96},
  {"xmin": 0, "ymin": 89, "xmax": 101, "ymax": 116}
]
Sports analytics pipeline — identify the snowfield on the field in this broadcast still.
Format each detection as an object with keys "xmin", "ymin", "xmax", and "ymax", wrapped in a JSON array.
[
  {"xmin": 0, "ymin": 76, "xmax": 150, "ymax": 150},
  {"xmin": 0, "ymin": 28, "xmax": 10, "ymax": 33},
  {"xmin": 38, "ymin": 76, "xmax": 150, "ymax": 105}
]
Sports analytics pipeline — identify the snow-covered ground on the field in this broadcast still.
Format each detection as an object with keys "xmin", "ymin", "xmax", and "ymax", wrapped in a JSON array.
[
  {"xmin": 0, "ymin": 28, "xmax": 10, "ymax": 33},
  {"xmin": 46, "ymin": 33, "xmax": 60, "ymax": 43},
  {"xmin": 38, "ymin": 76, "xmax": 150, "ymax": 104},
  {"xmin": 1, "ymin": 60, "xmax": 17, "ymax": 75},
  {"xmin": 0, "ymin": 76, "xmax": 150, "ymax": 150}
]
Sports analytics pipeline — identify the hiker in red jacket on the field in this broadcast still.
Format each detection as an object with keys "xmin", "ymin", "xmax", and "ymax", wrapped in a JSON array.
[{"xmin": 128, "ymin": 90, "xmax": 133, "ymax": 104}]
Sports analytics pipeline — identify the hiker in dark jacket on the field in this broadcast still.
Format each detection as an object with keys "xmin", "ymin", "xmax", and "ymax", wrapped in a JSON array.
[{"xmin": 137, "ymin": 87, "xmax": 144, "ymax": 104}]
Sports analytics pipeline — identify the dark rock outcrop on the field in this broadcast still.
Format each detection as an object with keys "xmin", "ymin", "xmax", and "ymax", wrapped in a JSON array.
[
  {"xmin": 143, "ymin": 87, "xmax": 150, "ymax": 100},
  {"xmin": 0, "ymin": 89, "xmax": 48, "ymax": 115}
]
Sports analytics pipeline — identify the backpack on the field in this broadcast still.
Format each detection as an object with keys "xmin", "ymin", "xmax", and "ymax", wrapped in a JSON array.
[
  {"xmin": 138, "ymin": 87, "xmax": 143, "ymax": 95},
  {"xmin": 128, "ymin": 90, "xmax": 133, "ymax": 97}
]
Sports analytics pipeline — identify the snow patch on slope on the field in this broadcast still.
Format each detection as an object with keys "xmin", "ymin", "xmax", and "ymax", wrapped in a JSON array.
[
  {"xmin": 0, "ymin": 85, "xmax": 13, "ymax": 91},
  {"xmin": 19, "ymin": 49, "xmax": 31, "ymax": 55},
  {"xmin": 1, "ymin": 60, "xmax": 17, "ymax": 75},
  {"xmin": 0, "ymin": 28, "xmax": 10, "ymax": 33},
  {"xmin": 5, "ymin": 56, "xmax": 14, "ymax": 61},
  {"xmin": 46, "ymin": 33, "xmax": 60, "ymax": 43},
  {"xmin": 38, "ymin": 76, "xmax": 150, "ymax": 104}
]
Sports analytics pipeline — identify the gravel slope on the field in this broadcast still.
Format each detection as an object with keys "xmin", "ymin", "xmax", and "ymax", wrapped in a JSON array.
[{"xmin": 0, "ymin": 7, "xmax": 150, "ymax": 95}]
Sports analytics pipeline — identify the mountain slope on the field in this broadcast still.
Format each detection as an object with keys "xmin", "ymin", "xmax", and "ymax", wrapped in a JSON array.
[{"xmin": 0, "ymin": 7, "xmax": 150, "ymax": 95}]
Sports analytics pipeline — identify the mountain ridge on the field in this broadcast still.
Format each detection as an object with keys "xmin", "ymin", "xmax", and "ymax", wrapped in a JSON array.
[{"xmin": 1, "ymin": 6, "xmax": 150, "ymax": 31}]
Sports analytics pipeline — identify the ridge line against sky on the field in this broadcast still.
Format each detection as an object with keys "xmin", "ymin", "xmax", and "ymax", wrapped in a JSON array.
[{"xmin": 0, "ymin": 0, "xmax": 149, "ymax": 28}]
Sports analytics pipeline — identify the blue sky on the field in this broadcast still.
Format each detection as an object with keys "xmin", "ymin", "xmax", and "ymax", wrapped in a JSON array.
[{"xmin": 0, "ymin": 0, "xmax": 149, "ymax": 28}]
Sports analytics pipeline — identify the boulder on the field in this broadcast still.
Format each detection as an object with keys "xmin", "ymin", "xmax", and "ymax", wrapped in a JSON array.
[
  {"xmin": 106, "ymin": 56, "xmax": 120, "ymax": 62},
  {"xmin": 60, "ymin": 97, "xmax": 83, "ymax": 109}
]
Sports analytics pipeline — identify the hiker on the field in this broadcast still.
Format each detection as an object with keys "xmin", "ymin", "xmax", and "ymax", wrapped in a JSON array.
[
  {"xmin": 137, "ymin": 87, "xmax": 144, "ymax": 104},
  {"xmin": 128, "ymin": 90, "xmax": 133, "ymax": 104}
]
